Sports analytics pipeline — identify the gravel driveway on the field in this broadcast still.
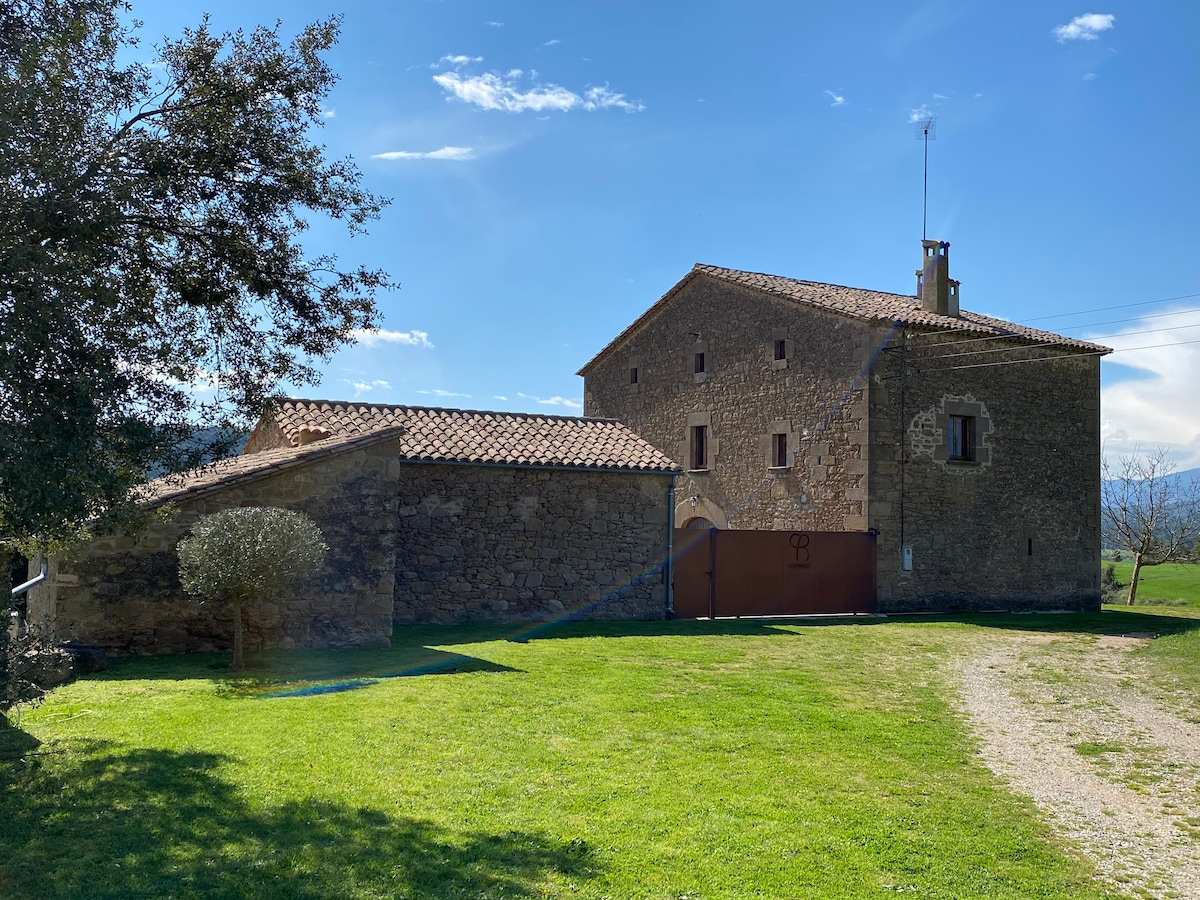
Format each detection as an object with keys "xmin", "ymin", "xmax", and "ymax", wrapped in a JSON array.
[{"xmin": 957, "ymin": 630, "xmax": 1200, "ymax": 899}]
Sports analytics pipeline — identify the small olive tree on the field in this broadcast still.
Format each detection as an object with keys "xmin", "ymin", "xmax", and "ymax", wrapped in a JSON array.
[{"xmin": 178, "ymin": 507, "xmax": 327, "ymax": 670}]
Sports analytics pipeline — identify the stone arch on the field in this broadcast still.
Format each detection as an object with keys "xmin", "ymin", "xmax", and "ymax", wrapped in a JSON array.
[{"xmin": 674, "ymin": 496, "xmax": 728, "ymax": 529}]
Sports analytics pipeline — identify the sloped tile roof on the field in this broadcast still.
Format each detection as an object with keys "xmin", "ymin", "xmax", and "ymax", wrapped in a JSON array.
[
  {"xmin": 578, "ymin": 263, "xmax": 1111, "ymax": 373},
  {"xmin": 265, "ymin": 400, "xmax": 681, "ymax": 473},
  {"xmin": 137, "ymin": 427, "xmax": 406, "ymax": 508}
]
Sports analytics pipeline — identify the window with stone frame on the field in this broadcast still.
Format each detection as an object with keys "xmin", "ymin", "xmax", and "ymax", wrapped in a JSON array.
[
  {"xmin": 948, "ymin": 414, "xmax": 976, "ymax": 462},
  {"xmin": 772, "ymin": 432, "xmax": 788, "ymax": 468},
  {"xmin": 693, "ymin": 351, "xmax": 706, "ymax": 374},
  {"xmin": 690, "ymin": 425, "xmax": 708, "ymax": 470}
]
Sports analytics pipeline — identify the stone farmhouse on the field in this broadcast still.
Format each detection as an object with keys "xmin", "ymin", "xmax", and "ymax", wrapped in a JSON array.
[
  {"xmin": 28, "ymin": 404, "xmax": 679, "ymax": 655},
  {"xmin": 27, "ymin": 238, "xmax": 1112, "ymax": 655},
  {"xmin": 580, "ymin": 240, "xmax": 1111, "ymax": 612}
]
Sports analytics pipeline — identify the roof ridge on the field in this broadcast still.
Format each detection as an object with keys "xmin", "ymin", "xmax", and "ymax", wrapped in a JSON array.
[
  {"xmin": 279, "ymin": 398, "xmax": 617, "ymax": 424},
  {"xmin": 693, "ymin": 262, "xmax": 920, "ymax": 302}
]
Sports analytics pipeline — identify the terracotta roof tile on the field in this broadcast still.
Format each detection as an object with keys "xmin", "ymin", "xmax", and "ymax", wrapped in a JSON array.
[
  {"xmin": 578, "ymin": 263, "xmax": 1111, "ymax": 373},
  {"xmin": 137, "ymin": 427, "xmax": 406, "ymax": 508},
  {"xmin": 265, "ymin": 400, "xmax": 681, "ymax": 473}
]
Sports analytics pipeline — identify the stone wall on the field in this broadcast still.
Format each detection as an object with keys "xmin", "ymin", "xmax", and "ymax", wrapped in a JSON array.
[
  {"xmin": 868, "ymin": 328, "xmax": 1102, "ymax": 611},
  {"xmin": 393, "ymin": 464, "xmax": 673, "ymax": 624},
  {"xmin": 29, "ymin": 441, "xmax": 400, "ymax": 655},
  {"xmin": 583, "ymin": 275, "xmax": 877, "ymax": 532}
]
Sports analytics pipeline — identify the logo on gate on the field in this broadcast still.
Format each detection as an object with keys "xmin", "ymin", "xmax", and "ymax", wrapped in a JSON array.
[{"xmin": 788, "ymin": 532, "xmax": 812, "ymax": 568}]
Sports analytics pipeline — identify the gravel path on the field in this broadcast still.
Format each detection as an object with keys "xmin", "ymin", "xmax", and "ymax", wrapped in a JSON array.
[{"xmin": 957, "ymin": 632, "xmax": 1200, "ymax": 899}]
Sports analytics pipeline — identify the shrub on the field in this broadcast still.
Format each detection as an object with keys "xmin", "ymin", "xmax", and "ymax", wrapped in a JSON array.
[{"xmin": 178, "ymin": 507, "xmax": 327, "ymax": 670}]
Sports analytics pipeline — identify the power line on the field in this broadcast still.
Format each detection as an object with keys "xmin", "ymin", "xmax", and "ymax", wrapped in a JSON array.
[
  {"xmin": 1019, "ymin": 290, "xmax": 1200, "ymax": 323},
  {"xmin": 912, "ymin": 320, "xmax": 1200, "ymax": 363},
  {"xmin": 914, "ymin": 336, "xmax": 1200, "ymax": 375}
]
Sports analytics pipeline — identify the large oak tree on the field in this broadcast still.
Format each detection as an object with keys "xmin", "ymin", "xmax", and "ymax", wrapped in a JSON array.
[{"xmin": 1, "ymin": 0, "xmax": 391, "ymax": 698}]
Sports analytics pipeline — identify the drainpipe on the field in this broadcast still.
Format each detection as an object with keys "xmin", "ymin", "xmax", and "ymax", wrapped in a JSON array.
[
  {"xmin": 665, "ymin": 475, "xmax": 676, "ymax": 618},
  {"xmin": 10, "ymin": 558, "xmax": 46, "ymax": 598}
]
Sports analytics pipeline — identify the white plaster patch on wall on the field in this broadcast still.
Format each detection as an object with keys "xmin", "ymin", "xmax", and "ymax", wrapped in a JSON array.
[
  {"xmin": 420, "ymin": 495, "xmax": 464, "ymax": 517},
  {"xmin": 909, "ymin": 394, "xmax": 993, "ymax": 474},
  {"xmin": 909, "ymin": 408, "xmax": 939, "ymax": 460}
]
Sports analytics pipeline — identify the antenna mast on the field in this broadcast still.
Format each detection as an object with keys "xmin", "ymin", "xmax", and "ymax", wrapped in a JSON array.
[{"xmin": 915, "ymin": 116, "xmax": 936, "ymax": 240}]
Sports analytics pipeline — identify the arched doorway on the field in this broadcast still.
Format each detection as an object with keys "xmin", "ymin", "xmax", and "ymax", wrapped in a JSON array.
[{"xmin": 682, "ymin": 516, "xmax": 716, "ymax": 529}]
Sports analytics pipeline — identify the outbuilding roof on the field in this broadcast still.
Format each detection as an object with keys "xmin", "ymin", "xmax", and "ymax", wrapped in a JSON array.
[
  {"xmin": 256, "ymin": 400, "xmax": 681, "ymax": 473},
  {"xmin": 578, "ymin": 263, "xmax": 1111, "ymax": 374},
  {"xmin": 138, "ymin": 427, "xmax": 406, "ymax": 508}
]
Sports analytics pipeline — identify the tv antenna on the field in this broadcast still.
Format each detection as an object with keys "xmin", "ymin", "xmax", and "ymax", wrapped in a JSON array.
[{"xmin": 914, "ymin": 116, "xmax": 936, "ymax": 240}]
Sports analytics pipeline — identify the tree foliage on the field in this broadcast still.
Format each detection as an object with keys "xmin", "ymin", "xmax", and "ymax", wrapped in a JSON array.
[
  {"xmin": 0, "ymin": 0, "xmax": 390, "ymax": 561},
  {"xmin": 178, "ymin": 506, "xmax": 327, "ymax": 669},
  {"xmin": 1101, "ymin": 448, "xmax": 1200, "ymax": 605}
]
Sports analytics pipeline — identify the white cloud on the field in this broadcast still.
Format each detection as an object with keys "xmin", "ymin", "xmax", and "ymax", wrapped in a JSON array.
[
  {"xmin": 932, "ymin": 93, "xmax": 948, "ymax": 101},
  {"xmin": 494, "ymin": 395, "xmax": 508, "ymax": 401},
  {"xmin": 1093, "ymin": 308, "xmax": 1200, "ymax": 467},
  {"xmin": 518, "ymin": 391, "xmax": 583, "ymax": 409},
  {"xmin": 432, "ymin": 54, "xmax": 483, "ymax": 69},
  {"xmin": 485, "ymin": 20, "xmax": 504, "ymax": 27},
  {"xmin": 346, "ymin": 379, "xmax": 391, "ymax": 397},
  {"xmin": 824, "ymin": 90, "xmax": 846, "ymax": 107},
  {"xmin": 321, "ymin": 107, "xmax": 336, "ymax": 119},
  {"xmin": 434, "ymin": 70, "xmax": 644, "ymax": 113},
  {"xmin": 581, "ymin": 85, "xmax": 644, "ymax": 112},
  {"xmin": 543, "ymin": 38, "xmax": 560, "ymax": 46},
  {"xmin": 908, "ymin": 103, "xmax": 935, "ymax": 123},
  {"xmin": 1084, "ymin": 72, "xmax": 1097, "ymax": 80},
  {"xmin": 1053, "ymin": 13, "xmax": 1115, "ymax": 42},
  {"xmin": 350, "ymin": 328, "xmax": 434, "ymax": 348},
  {"xmin": 371, "ymin": 146, "xmax": 476, "ymax": 161},
  {"xmin": 417, "ymin": 388, "xmax": 471, "ymax": 399}
]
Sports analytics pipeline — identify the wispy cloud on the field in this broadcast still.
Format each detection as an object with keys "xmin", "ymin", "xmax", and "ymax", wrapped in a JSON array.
[
  {"xmin": 908, "ymin": 103, "xmax": 935, "ymax": 123},
  {"xmin": 484, "ymin": 21, "xmax": 504, "ymax": 27},
  {"xmin": 518, "ymin": 392, "xmax": 583, "ymax": 409},
  {"xmin": 350, "ymin": 329, "xmax": 434, "ymax": 348},
  {"xmin": 434, "ymin": 70, "xmax": 644, "ymax": 113},
  {"xmin": 494, "ymin": 395, "xmax": 508, "ymax": 401},
  {"xmin": 321, "ymin": 107, "xmax": 336, "ymax": 119},
  {"xmin": 371, "ymin": 146, "xmax": 476, "ymax": 161},
  {"xmin": 824, "ymin": 90, "xmax": 846, "ymax": 107},
  {"xmin": 1083, "ymin": 72, "xmax": 1097, "ymax": 80},
  {"xmin": 1053, "ymin": 13, "xmax": 1115, "ymax": 42},
  {"xmin": 932, "ymin": 93, "xmax": 948, "ymax": 101},
  {"xmin": 1093, "ymin": 308, "xmax": 1200, "ymax": 467},
  {"xmin": 417, "ymin": 388, "xmax": 471, "ymax": 399},
  {"xmin": 432, "ymin": 54, "xmax": 483, "ymax": 69},
  {"xmin": 543, "ymin": 38, "xmax": 560, "ymax": 46},
  {"xmin": 345, "ymin": 379, "xmax": 391, "ymax": 397}
]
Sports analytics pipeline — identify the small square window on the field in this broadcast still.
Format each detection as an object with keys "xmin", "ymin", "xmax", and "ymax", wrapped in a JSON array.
[
  {"xmin": 774, "ymin": 339, "xmax": 787, "ymax": 361},
  {"xmin": 690, "ymin": 425, "xmax": 708, "ymax": 470},
  {"xmin": 772, "ymin": 432, "xmax": 788, "ymax": 468},
  {"xmin": 629, "ymin": 366, "xmax": 639, "ymax": 385},
  {"xmin": 694, "ymin": 352, "xmax": 706, "ymax": 375},
  {"xmin": 948, "ymin": 415, "xmax": 976, "ymax": 462}
]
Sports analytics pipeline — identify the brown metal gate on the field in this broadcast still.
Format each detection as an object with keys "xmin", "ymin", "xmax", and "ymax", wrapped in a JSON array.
[{"xmin": 671, "ymin": 529, "xmax": 877, "ymax": 618}]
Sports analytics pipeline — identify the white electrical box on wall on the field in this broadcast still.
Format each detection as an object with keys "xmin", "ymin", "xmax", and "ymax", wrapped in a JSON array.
[{"xmin": 901, "ymin": 546, "xmax": 913, "ymax": 571}]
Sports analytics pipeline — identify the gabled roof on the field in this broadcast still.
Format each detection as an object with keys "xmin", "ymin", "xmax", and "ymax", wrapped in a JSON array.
[
  {"xmin": 578, "ymin": 263, "xmax": 1111, "ymax": 374},
  {"xmin": 256, "ymin": 399, "xmax": 680, "ymax": 473},
  {"xmin": 139, "ymin": 427, "xmax": 406, "ymax": 508}
]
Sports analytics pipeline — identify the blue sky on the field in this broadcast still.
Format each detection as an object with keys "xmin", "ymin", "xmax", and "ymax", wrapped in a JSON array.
[{"xmin": 130, "ymin": 2, "xmax": 1200, "ymax": 465}]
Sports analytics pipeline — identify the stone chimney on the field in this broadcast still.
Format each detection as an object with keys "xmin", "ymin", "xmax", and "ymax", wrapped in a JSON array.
[{"xmin": 915, "ymin": 239, "xmax": 960, "ymax": 317}]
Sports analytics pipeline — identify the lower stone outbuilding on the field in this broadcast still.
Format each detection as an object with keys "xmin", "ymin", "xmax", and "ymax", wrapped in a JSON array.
[{"xmin": 28, "ymin": 402, "xmax": 681, "ymax": 656}]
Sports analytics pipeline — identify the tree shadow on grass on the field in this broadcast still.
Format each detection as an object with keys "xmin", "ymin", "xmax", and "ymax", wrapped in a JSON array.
[
  {"xmin": 95, "ymin": 642, "xmax": 521, "ymax": 690},
  {"xmin": 0, "ymin": 740, "xmax": 596, "ymax": 900}
]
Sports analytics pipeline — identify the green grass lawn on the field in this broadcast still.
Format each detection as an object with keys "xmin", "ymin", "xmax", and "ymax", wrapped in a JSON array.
[
  {"xmin": 6, "ymin": 615, "xmax": 1179, "ymax": 900},
  {"xmin": 1106, "ymin": 561, "xmax": 1200, "ymax": 605}
]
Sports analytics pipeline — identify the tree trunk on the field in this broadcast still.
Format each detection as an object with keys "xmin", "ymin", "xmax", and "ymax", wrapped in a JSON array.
[
  {"xmin": 231, "ymin": 597, "xmax": 244, "ymax": 671},
  {"xmin": 0, "ymin": 544, "xmax": 12, "ymax": 707},
  {"xmin": 1127, "ymin": 555, "xmax": 1144, "ymax": 605}
]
